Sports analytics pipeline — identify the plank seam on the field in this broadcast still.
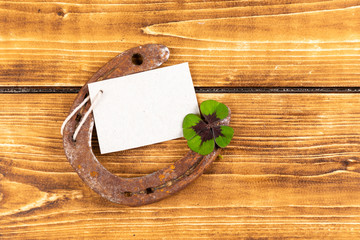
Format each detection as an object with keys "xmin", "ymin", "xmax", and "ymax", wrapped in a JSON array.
[{"xmin": 2, "ymin": 87, "xmax": 360, "ymax": 94}]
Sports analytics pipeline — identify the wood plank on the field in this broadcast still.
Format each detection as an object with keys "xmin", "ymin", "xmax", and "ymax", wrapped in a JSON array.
[
  {"xmin": 2, "ymin": 93, "xmax": 360, "ymax": 239},
  {"xmin": 0, "ymin": 0, "xmax": 360, "ymax": 87}
]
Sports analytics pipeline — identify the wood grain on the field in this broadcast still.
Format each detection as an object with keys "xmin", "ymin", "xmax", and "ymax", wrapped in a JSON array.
[
  {"xmin": 1, "ymin": 0, "xmax": 360, "ymax": 87},
  {"xmin": 2, "ymin": 0, "xmax": 360, "ymax": 238},
  {"xmin": 2, "ymin": 93, "xmax": 360, "ymax": 239}
]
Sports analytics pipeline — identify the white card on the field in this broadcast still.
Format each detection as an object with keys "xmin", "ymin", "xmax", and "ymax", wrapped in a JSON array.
[{"xmin": 88, "ymin": 63, "xmax": 199, "ymax": 154}]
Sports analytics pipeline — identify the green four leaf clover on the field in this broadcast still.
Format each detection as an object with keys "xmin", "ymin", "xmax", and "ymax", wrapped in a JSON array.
[{"xmin": 182, "ymin": 100, "xmax": 234, "ymax": 155}]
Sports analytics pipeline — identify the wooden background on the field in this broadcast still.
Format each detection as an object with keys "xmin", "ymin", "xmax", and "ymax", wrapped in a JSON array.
[{"xmin": 1, "ymin": 0, "xmax": 360, "ymax": 239}]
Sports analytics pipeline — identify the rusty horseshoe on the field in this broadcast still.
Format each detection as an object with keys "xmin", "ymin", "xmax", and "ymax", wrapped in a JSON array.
[{"xmin": 62, "ymin": 44, "xmax": 231, "ymax": 206}]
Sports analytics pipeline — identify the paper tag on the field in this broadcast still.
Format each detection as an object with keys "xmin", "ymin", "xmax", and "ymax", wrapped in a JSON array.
[{"xmin": 88, "ymin": 63, "xmax": 199, "ymax": 154}]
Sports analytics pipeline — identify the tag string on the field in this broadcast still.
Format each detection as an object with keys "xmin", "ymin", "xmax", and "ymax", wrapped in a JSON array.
[{"xmin": 61, "ymin": 90, "xmax": 103, "ymax": 141}]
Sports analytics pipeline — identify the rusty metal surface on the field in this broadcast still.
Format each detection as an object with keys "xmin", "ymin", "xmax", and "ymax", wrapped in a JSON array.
[{"xmin": 62, "ymin": 44, "xmax": 231, "ymax": 206}]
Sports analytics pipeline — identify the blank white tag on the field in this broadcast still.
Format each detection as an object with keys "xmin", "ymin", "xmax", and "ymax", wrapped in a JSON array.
[{"xmin": 88, "ymin": 63, "xmax": 199, "ymax": 154}]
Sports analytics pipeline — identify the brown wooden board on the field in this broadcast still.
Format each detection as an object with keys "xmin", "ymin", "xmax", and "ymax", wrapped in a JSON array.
[
  {"xmin": 2, "ymin": 0, "xmax": 360, "ymax": 238},
  {"xmin": 1, "ymin": 0, "xmax": 360, "ymax": 87},
  {"xmin": 2, "ymin": 93, "xmax": 360, "ymax": 239}
]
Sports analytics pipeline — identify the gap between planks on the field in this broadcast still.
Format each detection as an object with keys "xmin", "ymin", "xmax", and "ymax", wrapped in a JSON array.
[{"xmin": 3, "ymin": 87, "xmax": 360, "ymax": 94}]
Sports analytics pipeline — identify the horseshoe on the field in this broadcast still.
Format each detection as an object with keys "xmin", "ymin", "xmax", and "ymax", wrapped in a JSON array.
[{"xmin": 62, "ymin": 44, "xmax": 231, "ymax": 206}]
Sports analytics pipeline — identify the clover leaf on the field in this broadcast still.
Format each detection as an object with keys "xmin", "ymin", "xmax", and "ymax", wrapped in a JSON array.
[{"xmin": 182, "ymin": 100, "xmax": 234, "ymax": 155}]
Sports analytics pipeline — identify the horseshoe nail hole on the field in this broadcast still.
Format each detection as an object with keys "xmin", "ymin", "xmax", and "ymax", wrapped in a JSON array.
[
  {"xmin": 131, "ymin": 53, "xmax": 143, "ymax": 65},
  {"xmin": 57, "ymin": 8, "xmax": 66, "ymax": 17},
  {"xmin": 146, "ymin": 187, "xmax": 154, "ymax": 194},
  {"xmin": 75, "ymin": 113, "xmax": 82, "ymax": 122},
  {"xmin": 124, "ymin": 192, "xmax": 132, "ymax": 197}
]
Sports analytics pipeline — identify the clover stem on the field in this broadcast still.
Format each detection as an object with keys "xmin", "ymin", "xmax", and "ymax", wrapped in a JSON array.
[{"xmin": 206, "ymin": 121, "xmax": 221, "ymax": 129}]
